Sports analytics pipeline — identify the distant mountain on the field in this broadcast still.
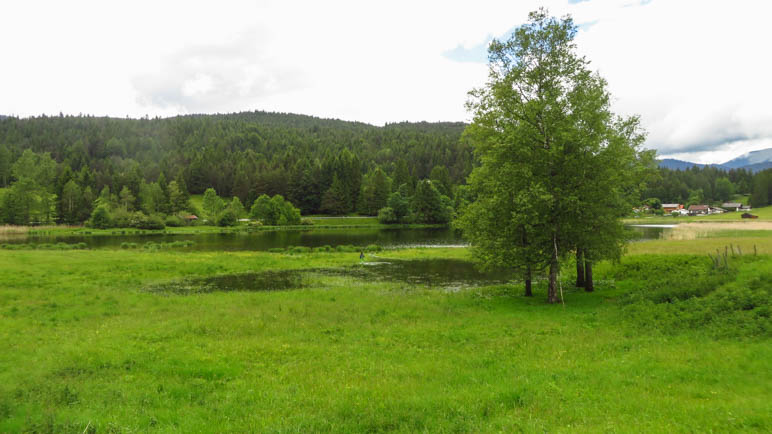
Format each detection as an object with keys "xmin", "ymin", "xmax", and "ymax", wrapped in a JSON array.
[
  {"xmin": 658, "ymin": 147, "xmax": 772, "ymax": 173},
  {"xmin": 658, "ymin": 158, "xmax": 707, "ymax": 170},
  {"xmin": 721, "ymin": 148, "xmax": 772, "ymax": 169}
]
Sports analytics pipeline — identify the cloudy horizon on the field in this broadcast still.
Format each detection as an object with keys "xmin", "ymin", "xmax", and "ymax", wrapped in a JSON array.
[{"xmin": 2, "ymin": 0, "xmax": 770, "ymax": 164}]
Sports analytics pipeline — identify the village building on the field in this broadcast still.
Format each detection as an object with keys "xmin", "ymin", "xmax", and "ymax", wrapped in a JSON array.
[
  {"xmin": 662, "ymin": 203, "xmax": 683, "ymax": 213},
  {"xmin": 688, "ymin": 204, "xmax": 710, "ymax": 216},
  {"xmin": 722, "ymin": 202, "xmax": 742, "ymax": 211}
]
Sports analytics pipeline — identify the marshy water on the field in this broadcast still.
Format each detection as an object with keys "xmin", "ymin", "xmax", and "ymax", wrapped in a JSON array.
[{"xmin": 145, "ymin": 258, "xmax": 516, "ymax": 294}]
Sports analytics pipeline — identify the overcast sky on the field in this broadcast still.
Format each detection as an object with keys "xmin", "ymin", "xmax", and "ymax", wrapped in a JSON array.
[{"xmin": 2, "ymin": 0, "xmax": 770, "ymax": 164}]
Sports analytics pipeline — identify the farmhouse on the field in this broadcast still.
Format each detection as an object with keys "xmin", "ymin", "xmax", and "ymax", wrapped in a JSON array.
[
  {"xmin": 722, "ymin": 202, "xmax": 742, "ymax": 211},
  {"xmin": 688, "ymin": 204, "xmax": 710, "ymax": 216},
  {"xmin": 662, "ymin": 203, "xmax": 683, "ymax": 213}
]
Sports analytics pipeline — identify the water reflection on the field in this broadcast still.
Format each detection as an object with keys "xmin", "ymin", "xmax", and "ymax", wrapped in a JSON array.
[{"xmin": 15, "ymin": 227, "xmax": 464, "ymax": 251}]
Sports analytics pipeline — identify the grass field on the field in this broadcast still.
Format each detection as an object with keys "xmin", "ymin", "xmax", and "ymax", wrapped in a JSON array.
[{"xmin": 0, "ymin": 234, "xmax": 770, "ymax": 432}]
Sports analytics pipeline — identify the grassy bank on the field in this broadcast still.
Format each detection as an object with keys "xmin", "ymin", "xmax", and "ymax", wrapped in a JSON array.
[{"xmin": 0, "ymin": 244, "xmax": 769, "ymax": 432}]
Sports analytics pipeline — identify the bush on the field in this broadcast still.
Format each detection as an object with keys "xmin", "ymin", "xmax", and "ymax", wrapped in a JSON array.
[
  {"xmin": 110, "ymin": 209, "xmax": 133, "ymax": 228},
  {"xmin": 289, "ymin": 246, "xmax": 311, "ymax": 254},
  {"xmin": 365, "ymin": 244, "xmax": 382, "ymax": 252},
  {"xmin": 268, "ymin": 248, "xmax": 285, "ymax": 253},
  {"xmin": 165, "ymin": 215, "xmax": 184, "ymax": 227},
  {"xmin": 217, "ymin": 209, "xmax": 238, "ymax": 227},
  {"xmin": 133, "ymin": 214, "xmax": 165, "ymax": 230},
  {"xmin": 377, "ymin": 207, "xmax": 398, "ymax": 224},
  {"xmin": 88, "ymin": 205, "xmax": 112, "ymax": 229}
]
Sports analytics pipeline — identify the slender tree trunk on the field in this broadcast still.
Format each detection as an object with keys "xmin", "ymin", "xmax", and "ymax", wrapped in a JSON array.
[
  {"xmin": 584, "ymin": 259, "xmax": 594, "ymax": 292},
  {"xmin": 575, "ymin": 249, "xmax": 585, "ymax": 287},
  {"xmin": 524, "ymin": 266, "xmax": 532, "ymax": 297},
  {"xmin": 547, "ymin": 236, "xmax": 560, "ymax": 303}
]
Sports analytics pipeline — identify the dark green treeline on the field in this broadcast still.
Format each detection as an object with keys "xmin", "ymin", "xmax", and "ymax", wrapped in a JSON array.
[{"xmin": 0, "ymin": 112, "xmax": 471, "ymax": 223}]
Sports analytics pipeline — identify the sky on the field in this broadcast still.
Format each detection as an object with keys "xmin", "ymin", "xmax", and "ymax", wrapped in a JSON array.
[{"xmin": 1, "ymin": 0, "xmax": 771, "ymax": 164}]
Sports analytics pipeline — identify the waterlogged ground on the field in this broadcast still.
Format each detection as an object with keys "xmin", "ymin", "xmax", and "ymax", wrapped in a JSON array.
[
  {"xmin": 146, "ymin": 258, "xmax": 516, "ymax": 295},
  {"xmin": 0, "ymin": 243, "xmax": 769, "ymax": 431}
]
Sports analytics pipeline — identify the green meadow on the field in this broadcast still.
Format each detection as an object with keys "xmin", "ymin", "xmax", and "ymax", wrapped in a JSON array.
[{"xmin": 0, "ymin": 237, "xmax": 770, "ymax": 431}]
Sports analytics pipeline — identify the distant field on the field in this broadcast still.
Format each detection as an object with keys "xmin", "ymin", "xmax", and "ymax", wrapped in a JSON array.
[{"xmin": 626, "ymin": 205, "xmax": 772, "ymax": 224}]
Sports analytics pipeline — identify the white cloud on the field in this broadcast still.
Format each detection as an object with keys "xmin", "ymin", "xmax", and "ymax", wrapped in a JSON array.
[{"xmin": 0, "ymin": 0, "xmax": 770, "ymax": 163}]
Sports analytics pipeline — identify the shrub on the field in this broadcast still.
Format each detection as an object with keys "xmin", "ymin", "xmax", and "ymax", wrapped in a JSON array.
[
  {"xmin": 165, "ymin": 215, "xmax": 184, "ymax": 227},
  {"xmin": 110, "ymin": 209, "xmax": 133, "ymax": 228},
  {"xmin": 365, "ymin": 244, "xmax": 382, "ymax": 252},
  {"xmin": 88, "ymin": 205, "xmax": 112, "ymax": 229},
  {"xmin": 134, "ymin": 214, "xmax": 165, "ymax": 230},
  {"xmin": 268, "ymin": 248, "xmax": 285, "ymax": 253},
  {"xmin": 377, "ymin": 207, "xmax": 398, "ymax": 224},
  {"xmin": 289, "ymin": 246, "xmax": 311, "ymax": 254},
  {"xmin": 217, "ymin": 209, "xmax": 238, "ymax": 227}
]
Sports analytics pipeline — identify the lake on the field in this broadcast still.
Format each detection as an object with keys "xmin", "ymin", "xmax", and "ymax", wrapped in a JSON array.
[
  {"xmin": 6, "ymin": 225, "xmax": 671, "ymax": 251},
  {"xmin": 13, "ymin": 227, "xmax": 464, "ymax": 251}
]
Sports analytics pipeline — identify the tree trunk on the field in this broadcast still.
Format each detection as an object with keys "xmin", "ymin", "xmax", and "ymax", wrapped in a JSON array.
[
  {"xmin": 547, "ymin": 238, "xmax": 560, "ymax": 303},
  {"xmin": 575, "ymin": 249, "xmax": 585, "ymax": 287},
  {"xmin": 584, "ymin": 259, "xmax": 594, "ymax": 292},
  {"xmin": 524, "ymin": 266, "xmax": 532, "ymax": 297}
]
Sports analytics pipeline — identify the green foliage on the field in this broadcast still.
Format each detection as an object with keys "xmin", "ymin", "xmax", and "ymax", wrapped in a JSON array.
[
  {"xmin": 358, "ymin": 167, "xmax": 392, "ymax": 215},
  {"xmin": 202, "ymin": 188, "xmax": 225, "ymax": 222},
  {"xmin": 321, "ymin": 174, "xmax": 349, "ymax": 215},
  {"xmin": 227, "ymin": 196, "xmax": 246, "ymax": 219},
  {"xmin": 131, "ymin": 213, "xmax": 166, "ymax": 230},
  {"xmin": 412, "ymin": 180, "xmax": 451, "ymax": 224},
  {"xmin": 216, "ymin": 209, "xmax": 238, "ymax": 227},
  {"xmin": 249, "ymin": 194, "xmax": 301, "ymax": 226},
  {"xmin": 377, "ymin": 207, "xmax": 397, "ymax": 224},
  {"xmin": 164, "ymin": 215, "xmax": 185, "ymax": 227},
  {"xmin": 87, "ymin": 205, "xmax": 111, "ymax": 229},
  {"xmin": 386, "ymin": 189, "xmax": 411, "ymax": 223},
  {"xmin": 119, "ymin": 186, "xmax": 136, "ymax": 211},
  {"xmin": 750, "ymin": 169, "xmax": 772, "ymax": 208},
  {"xmin": 458, "ymin": 9, "xmax": 651, "ymax": 302}
]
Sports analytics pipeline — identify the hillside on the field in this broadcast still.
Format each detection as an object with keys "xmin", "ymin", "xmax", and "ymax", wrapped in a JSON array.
[{"xmin": 0, "ymin": 112, "xmax": 470, "ymax": 207}]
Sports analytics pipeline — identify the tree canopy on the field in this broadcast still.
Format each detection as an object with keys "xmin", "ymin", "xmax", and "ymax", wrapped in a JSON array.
[{"xmin": 457, "ymin": 9, "xmax": 653, "ymax": 303}]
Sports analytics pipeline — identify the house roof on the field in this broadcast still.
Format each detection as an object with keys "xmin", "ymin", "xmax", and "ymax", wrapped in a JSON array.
[
  {"xmin": 662, "ymin": 204, "xmax": 680, "ymax": 208},
  {"xmin": 688, "ymin": 205, "xmax": 709, "ymax": 211},
  {"xmin": 722, "ymin": 202, "xmax": 742, "ymax": 207}
]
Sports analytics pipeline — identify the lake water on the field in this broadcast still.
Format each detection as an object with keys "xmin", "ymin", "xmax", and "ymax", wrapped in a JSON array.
[
  {"xmin": 8, "ymin": 225, "xmax": 670, "ymax": 251},
  {"xmin": 14, "ymin": 227, "xmax": 464, "ymax": 251}
]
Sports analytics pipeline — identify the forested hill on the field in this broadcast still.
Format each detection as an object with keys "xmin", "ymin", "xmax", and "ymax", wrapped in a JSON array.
[{"xmin": 0, "ymin": 112, "xmax": 471, "ymax": 213}]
